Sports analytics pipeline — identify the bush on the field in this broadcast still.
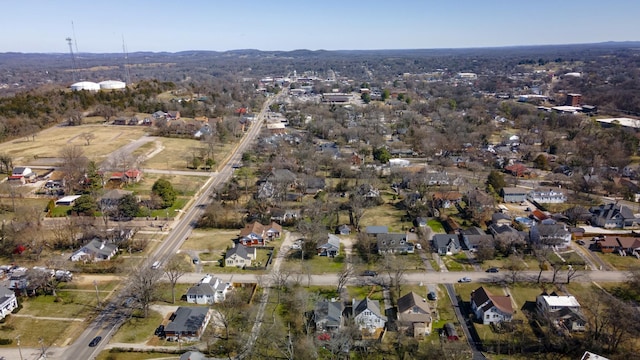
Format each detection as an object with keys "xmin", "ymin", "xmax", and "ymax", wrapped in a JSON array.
[{"xmin": 0, "ymin": 338, "xmax": 13, "ymax": 345}]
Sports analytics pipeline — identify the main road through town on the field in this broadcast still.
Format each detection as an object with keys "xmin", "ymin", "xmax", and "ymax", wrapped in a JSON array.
[{"xmin": 60, "ymin": 92, "xmax": 283, "ymax": 360}]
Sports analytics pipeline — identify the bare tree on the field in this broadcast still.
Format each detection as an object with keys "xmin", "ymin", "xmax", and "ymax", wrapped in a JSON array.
[
  {"xmin": 81, "ymin": 132, "xmax": 96, "ymax": 146},
  {"xmin": 127, "ymin": 263, "xmax": 162, "ymax": 317},
  {"xmin": 164, "ymin": 254, "xmax": 190, "ymax": 303},
  {"xmin": 336, "ymin": 261, "xmax": 355, "ymax": 294},
  {"xmin": 212, "ymin": 291, "xmax": 246, "ymax": 340},
  {"xmin": 381, "ymin": 254, "xmax": 407, "ymax": 296},
  {"xmin": 59, "ymin": 145, "xmax": 88, "ymax": 194},
  {"xmin": 504, "ymin": 254, "xmax": 525, "ymax": 284}
]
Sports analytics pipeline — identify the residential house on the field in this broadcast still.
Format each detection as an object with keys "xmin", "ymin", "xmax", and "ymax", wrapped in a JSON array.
[
  {"xmin": 502, "ymin": 187, "xmax": 528, "ymax": 203},
  {"xmin": 55, "ymin": 195, "xmax": 82, "ymax": 206},
  {"xmin": 460, "ymin": 227, "xmax": 494, "ymax": 251},
  {"xmin": 505, "ymin": 163, "xmax": 531, "ymax": 177},
  {"xmin": 580, "ymin": 351, "xmax": 609, "ymax": 360},
  {"xmin": 313, "ymin": 300, "xmax": 344, "ymax": 332},
  {"xmin": 152, "ymin": 110, "xmax": 167, "ymax": 119},
  {"xmin": 530, "ymin": 222, "xmax": 572, "ymax": 249},
  {"xmin": 70, "ymin": 238, "xmax": 118, "ymax": 262},
  {"xmin": 166, "ymin": 111, "xmax": 181, "ymax": 120},
  {"xmin": 224, "ymin": 244, "xmax": 256, "ymax": 268},
  {"xmin": 0, "ymin": 286, "xmax": 18, "ymax": 320},
  {"xmin": 528, "ymin": 187, "xmax": 567, "ymax": 204},
  {"xmin": 471, "ymin": 287, "xmax": 514, "ymax": 325},
  {"xmin": 432, "ymin": 191, "xmax": 462, "ymax": 209},
  {"xmin": 352, "ymin": 298, "xmax": 387, "ymax": 334},
  {"xmin": 164, "ymin": 307, "xmax": 211, "ymax": 341},
  {"xmin": 590, "ymin": 203, "xmax": 640, "ymax": 229},
  {"xmin": 270, "ymin": 208, "xmax": 299, "ymax": 225},
  {"xmin": 317, "ymin": 234, "xmax": 340, "ymax": 257},
  {"xmin": 365, "ymin": 226, "xmax": 388, "ymax": 236},
  {"xmin": 357, "ymin": 183, "xmax": 380, "ymax": 199},
  {"xmin": 110, "ymin": 169, "xmax": 143, "ymax": 185},
  {"xmin": 397, "ymin": 292, "xmax": 433, "ymax": 337},
  {"xmin": 491, "ymin": 213, "xmax": 512, "ymax": 226},
  {"xmin": 536, "ymin": 292, "xmax": 586, "ymax": 332},
  {"xmin": 595, "ymin": 236, "xmax": 640, "ymax": 255},
  {"xmin": 8, "ymin": 167, "xmax": 36, "ymax": 184},
  {"xmin": 432, "ymin": 234, "xmax": 461, "ymax": 255},
  {"xmin": 377, "ymin": 233, "xmax": 414, "ymax": 254},
  {"xmin": 112, "ymin": 117, "xmax": 128, "ymax": 125},
  {"xmin": 336, "ymin": 224, "xmax": 351, "ymax": 235},
  {"xmin": 238, "ymin": 221, "xmax": 282, "ymax": 246},
  {"xmin": 489, "ymin": 224, "xmax": 527, "ymax": 246},
  {"xmin": 426, "ymin": 172, "xmax": 450, "ymax": 186},
  {"xmin": 185, "ymin": 275, "xmax": 232, "ymax": 305}
]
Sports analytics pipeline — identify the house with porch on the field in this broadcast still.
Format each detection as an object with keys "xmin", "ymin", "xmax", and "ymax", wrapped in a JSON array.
[
  {"xmin": 238, "ymin": 221, "xmax": 282, "ymax": 246},
  {"xmin": 352, "ymin": 298, "xmax": 387, "ymax": 335},
  {"xmin": 528, "ymin": 187, "xmax": 567, "ymax": 204},
  {"xmin": 377, "ymin": 233, "xmax": 414, "ymax": 254},
  {"xmin": 313, "ymin": 300, "xmax": 344, "ymax": 332},
  {"xmin": 164, "ymin": 307, "xmax": 211, "ymax": 341},
  {"xmin": 536, "ymin": 292, "xmax": 586, "ymax": 332},
  {"xmin": 590, "ymin": 203, "xmax": 640, "ymax": 229},
  {"xmin": 471, "ymin": 287, "xmax": 513, "ymax": 325},
  {"xmin": 432, "ymin": 234, "xmax": 461, "ymax": 255},
  {"xmin": 317, "ymin": 234, "xmax": 340, "ymax": 257},
  {"xmin": 185, "ymin": 275, "xmax": 232, "ymax": 305},
  {"xmin": 529, "ymin": 222, "xmax": 572, "ymax": 249},
  {"xmin": 0, "ymin": 286, "xmax": 17, "ymax": 320},
  {"xmin": 225, "ymin": 244, "xmax": 256, "ymax": 268},
  {"xmin": 70, "ymin": 238, "xmax": 118, "ymax": 262}
]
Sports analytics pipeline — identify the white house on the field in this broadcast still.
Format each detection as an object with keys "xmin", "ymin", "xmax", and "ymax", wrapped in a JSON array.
[
  {"xmin": 70, "ymin": 238, "xmax": 118, "ymax": 262},
  {"xmin": 471, "ymin": 287, "xmax": 514, "ymax": 325},
  {"xmin": 530, "ymin": 222, "xmax": 572, "ymax": 249},
  {"xmin": 536, "ymin": 292, "xmax": 586, "ymax": 332},
  {"xmin": 0, "ymin": 286, "xmax": 18, "ymax": 320},
  {"xmin": 352, "ymin": 298, "xmax": 387, "ymax": 334},
  {"xmin": 186, "ymin": 275, "xmax": 232, "ymax": 304},
  {"xmin": 528, "ymin": 187, "xmax": 567, "ymax": 204}
]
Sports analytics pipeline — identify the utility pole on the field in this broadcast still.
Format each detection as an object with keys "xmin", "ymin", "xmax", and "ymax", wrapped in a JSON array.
[
  {"xmin": 39, "ymin": 337, "xmax": 45, "ymax": 358},
  {"xmin": 16, "ymin": 335, "xmax": 23, "ymax": 360},
  {"xmin": 93, "ymin": 280, "xmax": 100, "ymax": 307}
]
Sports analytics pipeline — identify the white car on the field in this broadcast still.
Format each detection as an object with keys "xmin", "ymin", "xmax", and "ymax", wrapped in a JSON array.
[{"xmin": 458, "ymin": 277, "xmax": 472, "ymax": 283}]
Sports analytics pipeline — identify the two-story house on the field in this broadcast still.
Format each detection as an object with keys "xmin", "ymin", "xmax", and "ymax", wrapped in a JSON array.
[
  {"xmin": 590, "ymin": 203, "xmax": 640, "ymax": 229},
  {"xmin": 353, "ymin": 298, "xmax": 387, "ymax": 334},
  {"xmin": 432, "ymin": 234, "xmax": 461, "ymax": 255},
  {"xmin": 238, "ymin": 221, "xmax": 282, "ymax": 246},
  {"xmin": 471, "ymin": 287, "xmax": 514, "ymax": 325},
  {"xmin": 185, "ymin": 275, "xmax": 232, "ymax": 305},
  {"xmin": 224, "ymin": 244, "xmax": 256, "ymax": 268},
  {"xmin": 377, "ymin": 233, "xmax": 414, "ymax": 254},
  {"xmin": 397, "ymin": 292, "xmax": 432, "ymax": 337},
  {"xmin": 0, "ymin": 286, "xmax": 17, "ymax": 320},
  {"xmin": 536, "ymin": 291, "xmax": 586, "ymax": 332},
  {"xmin": 529, "ymin": 222, "xmax": 572, "ymax": 249},
  {"xmin": 317, "ymin": 234, "xmax": 340, "ymax": 257},
  {"xmin": 312, "ymin": 300, "xmax": 344, "ymax": 332},
  {"xmin": 528, "ymin": 187, "xmax": 567, "ymax": 203}
]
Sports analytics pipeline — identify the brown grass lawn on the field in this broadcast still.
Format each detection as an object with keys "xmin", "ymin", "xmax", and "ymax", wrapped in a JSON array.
[
  {"xmin": 96, "ymin": 352, "xmax": 176, "ymax": 360},
  {"xmin": 125, "ymin": 173, "xmax": 207, "ymax": 197},
  {"xmin": 2, "ymin": 124, "xmax": 147, "ymax": 163},
  {"xmin": 111, "ymin": 310, "xmax": 164, "ymax": 344},
  {"xmin": 360, "ymin": 201, "xmax": 412, "ymax": 232},
  {"xmin": 593, "ymin": 251, "xmax": 640, "ymax": 270},
  {"xmin": 140, "ymin": 137, "xmax": 239, "ymax": 171},
  {"xmin": 181, "ymin": 229, "xmax": 237, "ymax": 253},
  {"xmin": 0, "ymin": 317, "xmax": 86, "ymax": 347}
]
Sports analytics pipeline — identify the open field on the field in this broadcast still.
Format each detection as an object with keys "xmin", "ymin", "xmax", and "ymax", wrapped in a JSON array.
[
  {"xmin": 0, "ymin": 316, "xmax": 86, "ymax": 347},
  {"xmin": 593, "ymin": 251, "xmax": 640, "ymax": 270},
  {"xmin": 140, "ymin": 137, "xmax": 239, "ymax": 171},
  {"xmin": 360, "ymin": 201, "xmax": 412, "ymax": 233},
  {"xmin": 124, "ymin": 173, "xmax": 208, "ymax": 197},
  {"xmin": 97, "ymin": 351, "xmax": 176, "ymax": 360},
  {"xmin": 110, "ymin": 310, "xmax": 163, "ymax": 344},
  {"xmin": 2, "ymin": 124, "xmax": 148, "ymax": 164},
  {"xmin": 281, "ymin": 253, "xmax": 345, "ymax": 274}
]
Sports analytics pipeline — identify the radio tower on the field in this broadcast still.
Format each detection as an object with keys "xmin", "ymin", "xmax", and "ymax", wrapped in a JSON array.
[
  {"xmin": 122, "ymin": 35, "xmax": 131, "ymax": 85},
  {"xmin": 66, "ymin": 37, "xmax": 77, "ymax": 82}
]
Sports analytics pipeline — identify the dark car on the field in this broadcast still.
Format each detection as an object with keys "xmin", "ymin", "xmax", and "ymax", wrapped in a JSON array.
[
  {"xmin": 486, "ymin": 267, "xmax": 499, "ymax": 273},
  {"xmin": 577, "ymin": 240, "xmax": 586, "ymax": 245},
  {"xmin": 361, "ymin": 270, "xmax": 377, "ymax": 277},
  {"xmin": 89, "ymin": 336, "xmax": 102, "ymax": 347},
  {"xmin": 427, "ymin": 291, "xmax": 437, "ymax": 300},
  {"xmin": 155, "ymin": 325, "xmax": 165, "ymax": 336}
]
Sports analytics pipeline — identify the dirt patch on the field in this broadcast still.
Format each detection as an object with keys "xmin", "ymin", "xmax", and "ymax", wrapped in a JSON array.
[{"xmin": 74, "ymin": 274, "xmax": 122, "ymax": 286}]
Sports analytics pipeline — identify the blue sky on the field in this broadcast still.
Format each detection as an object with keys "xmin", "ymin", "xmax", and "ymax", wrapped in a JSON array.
[{"xmin": 3, "ymin": 0, "xmax": 638, "ymax": 53}]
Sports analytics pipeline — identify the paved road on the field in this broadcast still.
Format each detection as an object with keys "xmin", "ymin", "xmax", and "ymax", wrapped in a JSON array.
[
  {"xmin": 59, "ymin": 92, "xmax": 281, "ymax": 360},
  {"xmin": 176, "ymin": 269, "xmax": 629, "ymax": 286}
]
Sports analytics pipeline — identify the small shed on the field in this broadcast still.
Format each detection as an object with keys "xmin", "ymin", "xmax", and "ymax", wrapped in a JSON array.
[{"xmin": 443, "ymin": 323, "xmax": 459, "ymax": 341}]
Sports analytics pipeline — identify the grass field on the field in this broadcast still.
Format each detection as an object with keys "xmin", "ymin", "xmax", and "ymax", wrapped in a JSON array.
[
  {"xmin": 125, "ymin": 173, "xmax": 208, "ymax": 197},
  {"xmin": 111, "ymin": 310, "xmax": 164, "ymax": 344},
  {"xmin": 281, "ymin": 253, "xmax": 345, "ymax": 274},
  {"xmin": 140, "ymin": 137, "xmax": 238, "ymax": 171},
  {"xmin": 360, "ymin": 201, "xmax": 413, "ymax": 232},
  {"xmin": 427, "ymin": 219, "xmax": 445, "ymax": 233},
  {"xmin": 2, "ymin": 124, "xmax": 148, "ymax": 163},
  {"xmin": 0, "ymin": 316, "xmax": 86, "ymax": 347},
  {"xmin": 97, "ymin": 351, "xmax": 176, "ymax": 360},
  {"xmin": 593, "ymin": 251, "xmax": 640, "ymax": 270}
]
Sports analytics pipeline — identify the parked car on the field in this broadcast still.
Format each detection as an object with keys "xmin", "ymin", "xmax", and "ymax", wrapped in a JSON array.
[
  {"xmin": 155, "ymin": 325, "xmax": 165, "ymax": 336},
  {"xmin": 577, "ymin": 240, "xmax": 586, "ymax": 245},
  {"xmin": 192, "ymin": 258, "xmax": 200, "ymax": 264},
  {"xmin": 427, "ymin": 291, "xmax": 437, "ymax": 300},
  {"xmin": 89, "ymin": 336, "xmax": 102, "ymax": 347},
  {"xmin": 486, "ymin": 267, "xmax": 499, "ymax": 273},
  {"xmin": 458, "ymin": 277, "xmax": 472, "ymax": 283},
  {"xmin": 361, "ymin": 270, "xmax": 377, "ymax": 277}
]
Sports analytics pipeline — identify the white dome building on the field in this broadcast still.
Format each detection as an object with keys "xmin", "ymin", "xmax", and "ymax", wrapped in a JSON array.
[
  {"xmin": 98, "ymin": 80, "xmax": 126, "ymax": 90},
  {"xmin": 70, "ymin": 81, "xmax": 100, "ymax": 92}
]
